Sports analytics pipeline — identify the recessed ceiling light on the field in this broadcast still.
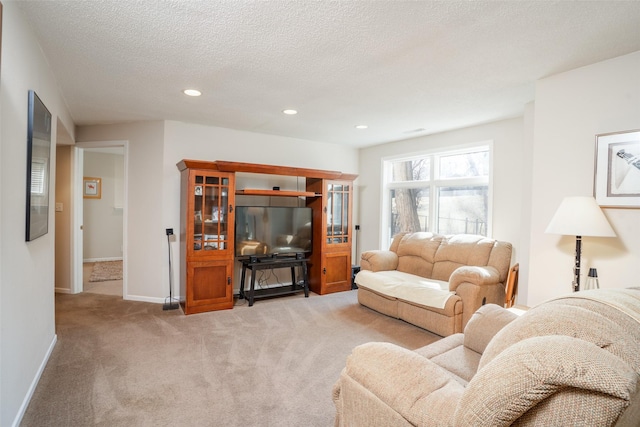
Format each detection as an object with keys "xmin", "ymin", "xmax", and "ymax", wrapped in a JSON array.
[
  {"xmin": 355, "ymin": 125, "xmax": 368, "ymax": 129},
  {"xmin": 183, "ymin": 89, "xmax": 202, "ymax": 97},
  {"xmin": 282, "ymin": 109, "xmax": 298, "ymax": 115}
]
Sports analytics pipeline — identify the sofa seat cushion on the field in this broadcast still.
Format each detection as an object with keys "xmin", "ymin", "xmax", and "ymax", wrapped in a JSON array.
[
  {"xmin": 415, "ymin": 335, "xmax": 481, "ymax": 385},
  {"xmin": 355, "ymin": 270, "xmax": 454, "ymax": 309}
]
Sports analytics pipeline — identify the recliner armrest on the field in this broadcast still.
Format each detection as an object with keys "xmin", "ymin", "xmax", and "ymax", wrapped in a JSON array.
[
  {"xmin": 338, "ymin": 342, "xmax": 464, "ymax": 426},
  {"xmin": 463, "ymin": 304, "xmax": 518, "ymax": 354},
  {"xmin": 449, "ymin": 266, "xmax": 500, "ymax": 291},
  {"xmin": 360, "ymin": 250, "xmax": 399, "ymax": 272},
  {"xmin": 455, "ymin": 335, "xmax": 637, "ymax": 426}
]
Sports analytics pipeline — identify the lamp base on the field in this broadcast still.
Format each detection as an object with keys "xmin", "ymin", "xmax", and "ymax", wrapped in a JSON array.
[{"xmin": 573, "ymin": 235, "xmax": 582, "ymax": 292}]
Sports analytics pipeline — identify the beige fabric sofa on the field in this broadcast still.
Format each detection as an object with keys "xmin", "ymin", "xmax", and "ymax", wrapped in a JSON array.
[
  {"xmin": 333, "ymin": 288, "xmax": 640, "ymax": 427},
  {"xmin": 355, "ymin": 232, "xmax": 512, "ymax": 336}
]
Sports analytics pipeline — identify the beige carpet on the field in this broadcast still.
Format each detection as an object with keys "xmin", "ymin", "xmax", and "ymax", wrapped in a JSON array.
[
  {"xmin": 88, "ymin": 260, "xmax": 123, "ymax": 282},
  {"xmin": 21, "ymin": 290, "xmax": 439, "ymax": 426}
]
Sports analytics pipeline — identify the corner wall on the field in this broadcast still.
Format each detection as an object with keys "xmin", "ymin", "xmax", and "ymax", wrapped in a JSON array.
[{"xmin": 528, "ymin": 50, "xmax": 640, "ymax": 306}]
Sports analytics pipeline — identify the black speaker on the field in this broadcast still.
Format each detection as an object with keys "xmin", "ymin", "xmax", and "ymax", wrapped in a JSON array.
[
  {"xmin": 249, "ymin": 256, "xmax": 258, "ymax": 263},
  {"xmin": 296, "ymin": 252, "xmax": 304, "ymax": 259}
]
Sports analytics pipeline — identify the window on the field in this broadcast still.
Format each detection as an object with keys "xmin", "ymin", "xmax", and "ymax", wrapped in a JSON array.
[
  {"xmin": 30, "ymin": 158, "xmax": 48, "ymax": 196},
  {"xmin": 383, "ymin": 144, "xmax": 491, "ymax": 246}
]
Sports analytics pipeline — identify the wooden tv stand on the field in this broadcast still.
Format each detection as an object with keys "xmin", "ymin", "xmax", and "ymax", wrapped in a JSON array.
[{"xmin": 238, "ymin": 256, "xmax": 309, "ymax": 306}]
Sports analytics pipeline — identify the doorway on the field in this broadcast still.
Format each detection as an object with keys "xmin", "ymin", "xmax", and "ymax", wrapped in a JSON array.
[{"xmin": 72, "ymin": 141, "xmax": 128, "ymax": 296}]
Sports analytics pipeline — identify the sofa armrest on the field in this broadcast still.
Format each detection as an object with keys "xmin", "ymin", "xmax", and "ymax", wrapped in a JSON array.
[
  {"xmin": 449, "ymin": 266, "xmax": 500, "ymax": 291},
  {"xmin": 449, "ymin": 266, "xmax": 507, "ymax": 330},
  {"xmin": 336, "ymin": 342, "xmax": 464, "ymax": 426},
  {"xmin": 360, "ymin": 250, "xmax": 399, "ymax": 272}
]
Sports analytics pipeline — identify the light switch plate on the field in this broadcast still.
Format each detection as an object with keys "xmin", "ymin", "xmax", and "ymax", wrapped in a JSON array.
[{"xmin": 55, "ymin": 203, "xmax": 63, "ymax": 212}]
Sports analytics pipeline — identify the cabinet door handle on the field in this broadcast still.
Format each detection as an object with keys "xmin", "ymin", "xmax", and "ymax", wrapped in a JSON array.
[
  {"xmin": 229, "ymin": 205, "xmax": 233, "ymax": 213},
  {"xmin": 227, "ymin": 277, "xmax": 231, "ymax": 285},
  {"xmin": 323, "ymin": 267, "xmax": 326, "ymax": 275}
]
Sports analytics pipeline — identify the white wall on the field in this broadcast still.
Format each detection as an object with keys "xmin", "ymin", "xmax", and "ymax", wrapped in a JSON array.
[
  {"xmin": 527, "ymin": 50, "xmax": 640, "ymax": 306},
  {"xmin": 76, "ymin": 122, "xmax": 164, "ymax": 302},
  {"xmin": 0, "ymin": 2, "xmax": 75, "ymax": 425},
  {"xmin": 357, "ymin": 116, "xmax": 526, "ymax": 269},
  {"xmin": 76, "ymin": 120, "xmax": 359, "ymax": 300},
  {"xmin": 83, "ymin": 151, "xmax": 124, "ymax": 261},
  {"xmin": 162, "ymin": 120, "xmax": 359, "ymax": 295}
]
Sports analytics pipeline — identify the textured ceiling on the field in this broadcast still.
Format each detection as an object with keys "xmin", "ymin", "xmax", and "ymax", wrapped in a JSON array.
[{"xmin": 16, "ymin": 1, "xmax": 640, "ymax": 148}]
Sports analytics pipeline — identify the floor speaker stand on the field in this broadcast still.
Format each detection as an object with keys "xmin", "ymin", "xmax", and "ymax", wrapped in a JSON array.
[{"xmin": 163, "ymin": 229, "xmax": 179, "ymax": 310}]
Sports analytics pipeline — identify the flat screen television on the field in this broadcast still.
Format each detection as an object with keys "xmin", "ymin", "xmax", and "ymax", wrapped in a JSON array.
[{"xmin": 234, "ymin": 206, "xmax": 312, "ymax": 258}]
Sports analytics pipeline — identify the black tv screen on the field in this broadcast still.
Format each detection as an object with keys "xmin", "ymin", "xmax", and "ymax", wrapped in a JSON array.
[{"xmin": 235, "ymin": 206, "xmax": 312, "ymax": 258}]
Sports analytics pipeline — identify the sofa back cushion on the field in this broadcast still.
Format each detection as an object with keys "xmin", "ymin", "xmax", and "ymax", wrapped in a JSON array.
[
  {"xmin": 395, "ymin": 232, "xmax": 443, "ymax": 278},
  {"xmin": 392, "ymin": 232, "xmax": 512, "ymax": 283},
  {"xmin": 431, "ymin": 234, "xmax": 500, "ymax": 281}
]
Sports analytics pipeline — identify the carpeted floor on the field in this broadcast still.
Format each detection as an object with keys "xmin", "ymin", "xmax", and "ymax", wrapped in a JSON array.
[
  {"xmin": 84, "ymin": 262, "xmax": 122, "ymax": 296},
  {"xmin": 21, "ymin": 290, "xmax": 439, "ymax": 426}
]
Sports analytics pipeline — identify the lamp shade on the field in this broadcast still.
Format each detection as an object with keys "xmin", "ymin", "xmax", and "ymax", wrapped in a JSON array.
[{"xmin": 545, "ymin": 196, "xmax": 616, "ymax": 237}]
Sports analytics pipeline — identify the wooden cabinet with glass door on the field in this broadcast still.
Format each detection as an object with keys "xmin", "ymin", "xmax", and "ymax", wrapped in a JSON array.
[
  {"xmin": 177, "ymin": 159, "xmax": 357, "ymax": 307},
  {"xmin": 306, "ymin": 178, "xmax": 354, "ymax": 294},
  {"xmin": 178, "ymin": 165, "xmax": 235, "ymax": 314}
]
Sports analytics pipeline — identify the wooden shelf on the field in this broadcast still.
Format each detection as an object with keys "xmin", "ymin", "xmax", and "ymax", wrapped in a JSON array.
[
  {"xmin": 245, "ymin": 283, "xmax": 307, "ymax": 301},
  {"xmin": 236, "ymin": 189, "xmax": 319, "ymax": 198},
  {"xmin": 177, "ymin": 159, "xmax": 357, "ymax": 181}
]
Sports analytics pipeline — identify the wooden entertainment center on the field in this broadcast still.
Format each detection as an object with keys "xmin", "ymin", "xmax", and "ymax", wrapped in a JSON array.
[{"xmin": 177, "ymin": 160, "xmax": 357, "ymax": 314}]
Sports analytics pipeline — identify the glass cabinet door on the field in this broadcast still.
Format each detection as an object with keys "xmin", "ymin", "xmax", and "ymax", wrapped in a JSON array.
[
  {"xmin": 192, "ymin": 174, "xmax": 231, "ymax": 253},
  {"xmin": 326, "ymin": 183, "xmax": 350, "ymax": 245}
]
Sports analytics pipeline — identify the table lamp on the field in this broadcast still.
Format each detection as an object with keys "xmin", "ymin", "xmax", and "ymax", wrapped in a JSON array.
[{"xmin": 545, "ymin": 196, "xmax": 616, "ymax": 292}]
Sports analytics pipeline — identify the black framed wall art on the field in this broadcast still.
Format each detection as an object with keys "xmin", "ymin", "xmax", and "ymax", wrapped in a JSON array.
[
  {"xmin": 25, "ymin": 90, "xmax": 52, "ymax": 241},
  {"xmin": 594, "ymin": 129, "xmax": 640, "ymax": 208}
]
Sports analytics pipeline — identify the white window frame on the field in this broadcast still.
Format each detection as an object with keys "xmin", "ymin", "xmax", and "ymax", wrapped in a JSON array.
[{"xmin": 380, "ymin": 142, "xmax": 493, "ymax": 248}]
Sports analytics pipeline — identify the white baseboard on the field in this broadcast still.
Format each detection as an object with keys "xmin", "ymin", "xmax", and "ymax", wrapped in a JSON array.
[
  {"xmin": 12, "ymin": 334, "xmax": 57, "ymax": 427},
  {"xmin": 83, "ymin": 257, "xmax": 123, "ymax": 263},
  {"xmin": 124, "ymin": 294, "xmax": 181, "ymax": 305},
  {"xmin": 53, "ymin": 289, "xmax": 181, "ymax": 306}
]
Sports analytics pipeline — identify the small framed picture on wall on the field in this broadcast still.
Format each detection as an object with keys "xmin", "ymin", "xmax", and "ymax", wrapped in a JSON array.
[
  {"xmin": 83, "ymin": 177, "xmax": 102, "ymax": 199},
  {"xmin": 594, "ymin": 129, "xmax": 640, "ymax": 208}
]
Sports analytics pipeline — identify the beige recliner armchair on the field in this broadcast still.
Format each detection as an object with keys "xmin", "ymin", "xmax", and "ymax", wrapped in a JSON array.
[{"xmin": 333, "ymin": 288, "xmax": 640, "ymax": 426}]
